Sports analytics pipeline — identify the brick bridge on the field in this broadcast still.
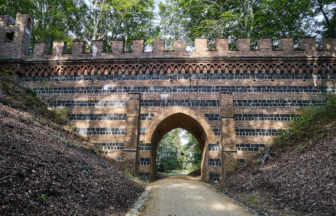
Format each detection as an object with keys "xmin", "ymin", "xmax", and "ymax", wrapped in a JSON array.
[{"xmin": 1, "ymin": 13, "xmax": 336, "ymax": 182}]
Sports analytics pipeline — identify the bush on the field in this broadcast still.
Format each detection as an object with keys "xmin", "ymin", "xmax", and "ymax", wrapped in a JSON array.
[
  {"xmin": 1, "ymin": 79, "xmax": 11, "ymax": 94},
  {"xmin": 274, "ymin": 92, "xmax": 336, "ymax": 147}
]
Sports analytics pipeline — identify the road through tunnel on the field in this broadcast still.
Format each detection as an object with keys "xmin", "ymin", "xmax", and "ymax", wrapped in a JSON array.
[{"xmin": 149, "ymin": 113, "xmax": 209, "ymax": 182}]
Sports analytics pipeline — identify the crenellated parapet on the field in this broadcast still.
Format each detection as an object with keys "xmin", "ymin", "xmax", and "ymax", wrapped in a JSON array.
[
  {"xmin": 1, "ymin": 13, "xmax": 336, "ymax": 61},
  {"xmin": 27, "ymin": 37, "xmax": 336, "ymax": 60}
]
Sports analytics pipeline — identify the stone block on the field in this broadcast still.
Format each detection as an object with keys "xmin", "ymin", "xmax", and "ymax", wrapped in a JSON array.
[
  {"xmin": 132, "ymin": 39, "xmax": 144, "ymax": 53},
  {"xmin": 174, "ymin": 40, "xmax": 186, "ymax": 52},
  {"xmin": 92, "ymin": 40, "xmax": 105, "ymax": 57},
  {"xmin": 257, "ymin": 38, "xmax": 272, "ymax": 52},
  {"xmin": 322, "ymin": 38, "xmax": 336, "ymax": 52},
  {"xmin": 216, "ymin": 38, "xmax": 229, "ymax": 53},
  {"xmin": 279, "ymin": 37, "xmax": 294, "ymax": 52},
  {"xmin": 237, "ymin": 38, "xmax": 250, "ymax": 53},
  {"xmin": 300, "ymin": 37, "xmax": 316, "ymax": 51},
  {"xmin": 153, "ymin": 39, "xmax": 165, "ymax": 54},
  {"xmin": 220, "ymin": 93, "xmax": 234, "ymax": 118},
  {"xmin": 52, "ymin": 41, "xmax": 67, "ymax": 57},
  {"xmin": 72, "ymin": 41, "xmax": 86, "ymax": 54},
  {"xmin": 195, "ymin": 38, "xmax": 207, "ymax": 52},
  {"xmin": 221, "ymin": 118, "xmax": 236, "ymax": 149},
  {"xmin": 112, "ymin": 40, "xmax": 124, "ymax": 53},
  {"xmin": 33, "ymin": 43, "xmax": 47, "ymax": 56}
]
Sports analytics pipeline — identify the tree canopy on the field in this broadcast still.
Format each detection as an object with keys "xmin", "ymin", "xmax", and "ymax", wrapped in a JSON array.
[
  {"xmin": 0, "ymin": 0, "xmax": 159, "ymax": 51},
  {"xmin": 0, "ymin": 0, "xmax": 334, "ymax": 51},
  {"xmin": 156, "ymin": 129, "xmax": 201, "ymax": 173},
  {"xmin": 159, "ymin": 0, "xmax": 336, "ymax": 49}
]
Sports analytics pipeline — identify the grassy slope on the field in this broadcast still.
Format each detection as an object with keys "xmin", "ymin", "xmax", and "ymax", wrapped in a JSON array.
[
  {"xmin": 216, "ymin": 91, "xmax": 336, "ymax": 216},
  {"xmin": 0, "ymin": 73, "xmax": 145, "ymax": 215}
]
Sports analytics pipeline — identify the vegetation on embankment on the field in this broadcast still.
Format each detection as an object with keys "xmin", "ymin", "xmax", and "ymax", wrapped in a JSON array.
[
  {"xmin": 216, "ymin": 90, "xmax": 336, "ymax": 216},
  {"xmin": 0, "ymin": 71, "xmax": 145, "ymax": 215}
]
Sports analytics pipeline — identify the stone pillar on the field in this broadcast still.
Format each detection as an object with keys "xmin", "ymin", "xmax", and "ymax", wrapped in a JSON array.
[
  {"xmin": 123, "ymin": 93, "xmax": 141, "ymax": 174},
  {"xmin": 220, "ymin": 93, "xmax": 237, "ymax": 179}
]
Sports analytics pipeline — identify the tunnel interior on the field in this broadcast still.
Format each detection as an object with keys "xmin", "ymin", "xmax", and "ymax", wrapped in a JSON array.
[{"xmin": 149, "ymin": 113, "xmax": 208, "ymax": 182}]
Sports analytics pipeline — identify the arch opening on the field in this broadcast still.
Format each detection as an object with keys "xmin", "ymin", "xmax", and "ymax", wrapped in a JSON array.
[
  {"xmin": 149, "ymin": 113, "xmax": 209, "ymax": 182},
  {"xmin": 156, "ymin": 129, "xmax": 202, "ymax": 175}
]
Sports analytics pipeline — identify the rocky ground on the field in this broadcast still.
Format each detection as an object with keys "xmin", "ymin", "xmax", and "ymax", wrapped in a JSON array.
[
  {"xmin": 216, "ymin": 129, "xmax": 336, "ymax": 216},
  {"xmin": 0, "ymin": 74, "xmax": 145, "ymax": 215}
]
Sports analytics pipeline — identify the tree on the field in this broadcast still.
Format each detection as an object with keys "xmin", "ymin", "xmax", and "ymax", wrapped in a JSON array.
[
  {"xmin": 158, "ymin": 0, "xmax": 321, "ymax": 49},
  {"xmin": 156, "ymin": 129, "xmax": 201, "ymax": 173},
  {"xmin": 77, "ymin": 0, "xmax": 160, "ymax": 50},
  {"xmin": 0, "ymin": 0, "xmax": 85, "ymax": 51},
  {"xmin": 156, "ymin": 129, "xmax": 183, "ymax": 172},
  {"xmin": 312, "ymin": 0, "xmax": 336, "ymax": 37},
  {"xmin": 0, "ymin": 0, "xmax": 159, "ymax": 52}
]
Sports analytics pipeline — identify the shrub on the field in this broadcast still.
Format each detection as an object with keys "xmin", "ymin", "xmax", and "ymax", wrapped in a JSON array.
[{"xmin": 273, "ymin": 92, "xmax": 336, "ymax": 147}]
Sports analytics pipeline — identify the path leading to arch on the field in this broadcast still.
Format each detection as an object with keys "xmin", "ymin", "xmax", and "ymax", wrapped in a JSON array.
[{"xmin": 139, "ymin": 175, "xmax": 253, "ymax": 216}]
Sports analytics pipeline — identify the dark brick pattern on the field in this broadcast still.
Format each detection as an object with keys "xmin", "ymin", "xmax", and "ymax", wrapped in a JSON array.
[
  {"xmin": 141, "ymin": 100, "xmax": 219, "ymax": 107},
  {"xmin": 68, "ymin": 114, "xmax": 126, "ymax": 121},
  {"xmin": 139, "ymin": 172, "xmax": 150, "ymax": 180},
  {"xmin": 138, "ymin": 158, "xmax": 150, "ymax": 166},
  {"xmin": 236, "ymin": 129, "xmax": 283, "ymax": 136},
  {"xmin": 78, "ymin": 128, "xmax": 125, "ymax": 135},
  {"xmin": 48, "ymin": 100, "xmax": 127, "ymax": 108},
  {"xmin": 208, "ymin": 144, "xmax": 221, "ymax": 151},
  {"xmin": 213, "ymin": 128, "xmax": 221, "ymax": 136},
  {"xmin": 138, "ymin": 143, "xmax": 151, "ymax": 151},
  {"xmin": 234, "ymin": 100, "xmax": 324, "ymax": 107},
  {"xmin": 234, "ymin": 114, "xmax": 299, "ymax": 121},
  {"xmin": 236, "ymin": 144, "xmax": 266, "ymax": 151},
  {"xmin": 47, "ymin": 99, "xmax": 324, "ymax": 108},
  {"xmin": 205, "ymin": 114, "xmax": 220, "ymax": 121},
  {"xmin": 237, "ymin": 159, "xmax": 246, "ymax": 163},
  {"xmin": 209, "ymin": 158, "xmax": 222, "ymax": 166},
  {"xmin": 209, "ymin": 173, "xmax": 220, "ymax": 181},
  {"xmin": 21, "ymin": 73, "xmax": 335, "ymax": 83},
  {"xmin": 94, "ymin": 143, "xmax": 124, "ymax": 150},
  {"xmin": 33, "ymin": 85, "xmax": 334, "ymax": 94},
  {"xmin": 116, "ymin": 157, "xmax": 123, "ymax": 162},
  {"xmin": 140, "ymin": 128, "xmax": 146, "ymax": 135},
  {"xmin": 140, "ymin": 113, "xmax": 155, "ymax": 120}
]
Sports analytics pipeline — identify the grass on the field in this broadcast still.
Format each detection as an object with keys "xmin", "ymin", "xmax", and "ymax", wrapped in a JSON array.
[
  {"xmin": 124, "ymin": 168, "xmax": 149, "ymax": 185},
  {"xmin": 273, "ymin": 91, "xmax": 336, "ymax": 150},
  {"xmin": 161, "ymin": 170, "xmax": 188, "ymax": 175},
  {"xmin": 0, "ymin": 70, "xmax": 68, "ymax": 125},
  {"xmin": 248, "ymin": 194, "xmax": 262, "ymax": 205}
]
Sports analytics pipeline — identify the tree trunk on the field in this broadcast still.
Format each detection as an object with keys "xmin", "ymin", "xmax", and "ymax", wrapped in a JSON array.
[{"xmin": 318, "ymin": 0, "xmax": 336, "ymax": 37}]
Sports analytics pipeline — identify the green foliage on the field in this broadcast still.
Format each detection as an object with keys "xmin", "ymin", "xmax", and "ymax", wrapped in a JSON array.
[
  {"xmin": 0, "ymin": 0, "xmax": 159, "ymax": 51},
  {"xmin": 156, "ymin": 129, "xmax": 201, "ymax": 173},
  {"xmin": 156, "ymin": 129, "xmax": 183, "ymax": 172},
  {"xmin": 159, "ymin": 0, "xmax": 333, "ymax": 49},
  {"xmin": 273, "ymin": 90, "xmax": 336, "ymax": 149},
  {"xmin": 0, "ymin": 99, "xmax": 12, "ymax": 105},
  {"xmin": 1, "ymin": 79, "xmax": 11, "ymax": 94},
  {"xmin": 248, "ymin": 194, "xmax": 262, "ymax": 205},
  {"xmin": 78, "ymin": 0, "xmax": 159, "ymax": 50},
  {"xmin": 124, "ymin": 168, "xmax": 149, "ymax": 184},
  {"xmin": 41, "ymin": 194, "xmax": 47, "ymax": 201}
]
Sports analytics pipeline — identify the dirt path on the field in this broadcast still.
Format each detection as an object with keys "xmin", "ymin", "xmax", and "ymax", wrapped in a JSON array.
[{"xmin": 139, "ymin": 175, "xmax": 253, "ymax": 216}]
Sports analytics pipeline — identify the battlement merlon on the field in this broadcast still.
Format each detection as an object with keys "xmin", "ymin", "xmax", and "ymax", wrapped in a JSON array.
[
  {"xmin": 31, "ymin": 37, "xmax": 335, "ymax": 59},
  {"xmin": 1, "ymin": 12, "xmax": 336, "ymax": 60}
]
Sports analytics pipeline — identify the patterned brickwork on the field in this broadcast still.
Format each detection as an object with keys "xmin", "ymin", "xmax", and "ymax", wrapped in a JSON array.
[
  {"xmin": 94, "ymin": 143, "xmax": 124, "ymax": 150},
  {"xmin": 1, "ymin": 12, "xmax": 336, "ymax": 182}
]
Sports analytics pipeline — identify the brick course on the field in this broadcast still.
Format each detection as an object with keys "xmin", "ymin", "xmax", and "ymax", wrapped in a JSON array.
[{"xmin": 1, "ymin": 12, "xmax": 336, "ymax": 182}]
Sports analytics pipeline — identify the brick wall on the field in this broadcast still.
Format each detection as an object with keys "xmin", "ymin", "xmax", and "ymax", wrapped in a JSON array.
[
  {"xmin": 13, "ymin": 70, "xmax": 334, "ymax": 182},
  {"xmin": 1, "ymin": 12, "xmax": 336, "ymax": 182}
]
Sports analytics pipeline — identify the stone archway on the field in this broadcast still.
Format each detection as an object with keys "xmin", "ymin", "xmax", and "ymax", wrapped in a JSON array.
[{"xmin": 144, "ymin": 107, "xmax": 216, "ymax": 182}]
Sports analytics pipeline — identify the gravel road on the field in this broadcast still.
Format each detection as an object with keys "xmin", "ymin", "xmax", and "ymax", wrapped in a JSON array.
[{"xmin": 139, "ymin": 174, "xmax": 253, "ymax": 216}]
